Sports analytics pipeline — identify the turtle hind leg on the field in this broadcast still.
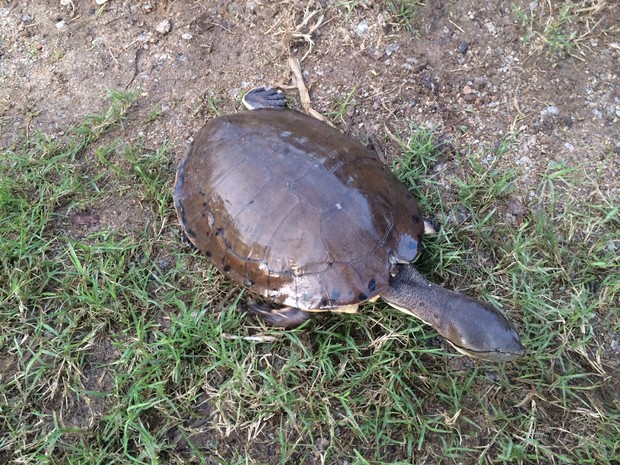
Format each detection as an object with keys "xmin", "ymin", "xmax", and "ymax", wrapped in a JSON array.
[
  {"xmin": 242, "ymin": 87, "xmax": 287, "ymax": 110},
  {"xmin": 245, "ymin": 301, "xmax": 311, "ymax": 328}
]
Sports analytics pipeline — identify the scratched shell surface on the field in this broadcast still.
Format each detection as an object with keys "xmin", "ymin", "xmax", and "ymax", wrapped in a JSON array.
[{"xmin": 174, "ymin": 108, "xmax": 425, "ymax": 310}]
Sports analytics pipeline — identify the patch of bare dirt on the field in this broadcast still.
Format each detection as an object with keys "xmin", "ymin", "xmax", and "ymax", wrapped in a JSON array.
[{"xmin": 2, "ymin": 2, "xmax": 618, "ymax": 198}]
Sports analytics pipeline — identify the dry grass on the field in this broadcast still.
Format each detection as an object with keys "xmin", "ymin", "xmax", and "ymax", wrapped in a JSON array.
[{"xmin": 513, "ymin": 0, "xmax": 619, "ymax": 58}]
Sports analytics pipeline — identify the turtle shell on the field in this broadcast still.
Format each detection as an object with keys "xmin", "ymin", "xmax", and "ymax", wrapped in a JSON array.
[{"xmin": 174, "ymin": 109, "xmax": 425, "ymax": 310}]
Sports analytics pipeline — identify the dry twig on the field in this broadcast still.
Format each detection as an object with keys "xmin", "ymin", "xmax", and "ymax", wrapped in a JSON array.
[{"xmin": 288, "ymin": 57, "xmax": 334, "ymax": 127}]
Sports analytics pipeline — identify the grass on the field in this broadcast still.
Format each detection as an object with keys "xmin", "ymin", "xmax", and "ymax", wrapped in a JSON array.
[
  {"xmin": 325, "ymin": 84, "xmax": 359, "ymax": 124},
  {"xmin": 335, "ymin": 0, "xmax": 422, "ymax": 34},
  {"xmin": 385, "ymin": 0, "xmax": 423, "ymax": 34},
  {"xmin": 1, "ymin": 91, "xmax": 619, "ymax": 464},
  {"xmin": 512, "ymin": 0, "xmax": 614, "ymax": 58}
]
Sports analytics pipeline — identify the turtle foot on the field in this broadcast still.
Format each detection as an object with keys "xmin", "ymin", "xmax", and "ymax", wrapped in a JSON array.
[
  {"xmin": 242, "ymin": 87, "xmax": 287, "ymax": 110},
  {"xmin": 245, "ymin": 301, "xmax": 311, "ymax": 328}
]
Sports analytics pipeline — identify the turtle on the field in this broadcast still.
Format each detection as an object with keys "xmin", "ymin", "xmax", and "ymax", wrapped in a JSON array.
[{"xmin": 174, "ymin": 87, "xmax": 525, "ymax": 362}]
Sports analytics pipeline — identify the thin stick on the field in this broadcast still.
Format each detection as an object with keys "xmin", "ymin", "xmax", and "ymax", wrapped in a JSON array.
[{"xmin": 288, "ymin": 57, "xmax": 334, "ymax": 127}]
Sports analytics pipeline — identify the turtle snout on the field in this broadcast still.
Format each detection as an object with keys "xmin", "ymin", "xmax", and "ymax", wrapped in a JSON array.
[
  {"xmin": 473, "ymin": 327, "xmax": 526, "ymax": 362},
  {"xmin": 449, "ymin": 299, "xmax": 526, "ymax": 362}
]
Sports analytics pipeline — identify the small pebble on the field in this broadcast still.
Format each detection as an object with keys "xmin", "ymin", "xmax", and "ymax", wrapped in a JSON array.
[
  {"xmin": 157, "ymin": 258, "xmax": 172, "ymax": 272},
  {"xmin": 156, "ymin": 19, "xmax": 172, "ymax": 34},
  {"xmin": 315, "ymin": 437, "xmax": 330, "ymax": 452},
  {"xmin": 355, "ymin": 20, "xmax": 369, "ymax": 36},
  {"xmin": 385, "ymin": 43, "xmax": 400, "ymax": 56},
  {"xmin": 446, "ymin": 206, "xmax": 471, "ymax": 225},
  {"xmin": 181, "ymin": 33, "xmax": 193, "ymax": 40},
  {"xmin": 56, "ymin": 20, "xmax": 66, "ymax": 30},
  {"xmin": 95, "ymin": 0, "xmax": 108, "ymax": 4},
  {"xmin": 541, "ymin": 105, "xmax": 559, "ymax": 116},
  {"xmin": 457, "ymin": 41, "xmax": 469, "ymax": 53},
  {"xmin": 420, "ymin": 75, "xmax": 435, "ymax": 90},
  {"xmin": 462, "ymin": 85, "xmax": 474, "ymax": 95},
  {"xmin": 473, "ymin": 76, "xmax": 489, "ymax": 87},
  {"xmin": 506, "ymin": 198, "xmax": 527, "ymax": 217},
  {"xmin": 433, "ymin": 162, "xmax": 448, "ymax": 173},
  {"xmin": 70, "ymin": 211, "xmax": 100, "ymax": 226},
  {"xmin": 372, "ymin": 95, "xmax": 381, "ymax": 110},
  {"xmin": 611, "ymin": 340, "xmax": 619, "ymax": 351},
  {"xmin": 364, "ymin": 48, "xmax": 384, "ymax": 60},
  {"xmin": 449, "ymin": 354, "xmax": 474, "ymax": 371}
]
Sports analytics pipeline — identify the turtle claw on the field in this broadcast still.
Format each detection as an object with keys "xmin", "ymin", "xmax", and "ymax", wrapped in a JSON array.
[
  {"xmin": 242, "ymin": 87, "xmax": 287, "ymax": 110},
  {"xmin": 245, "ymin": 300, "xmax": 311, "ymax": 328},
  {"xmin": 424, "ymin": 218, "xmax": 438, "ymax": 235}
]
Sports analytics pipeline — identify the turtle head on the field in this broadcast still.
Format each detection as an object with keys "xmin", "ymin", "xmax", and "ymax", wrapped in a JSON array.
[
  {"xmin": 438, "ymin": 294, "xmax": 526, "ymax": 362},
  {"xmin": 382, "ymin": 265, "xmax": 526, "ymax": 362}
]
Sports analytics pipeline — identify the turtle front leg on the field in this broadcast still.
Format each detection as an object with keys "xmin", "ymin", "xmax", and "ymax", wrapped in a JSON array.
[
  {"xmin": 245, "ymin": 301, "xmax": 312, "ymax": 328},
  {"xmin": 242, "ymin": 87, "xmax": 287, "ymax": 110}
]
